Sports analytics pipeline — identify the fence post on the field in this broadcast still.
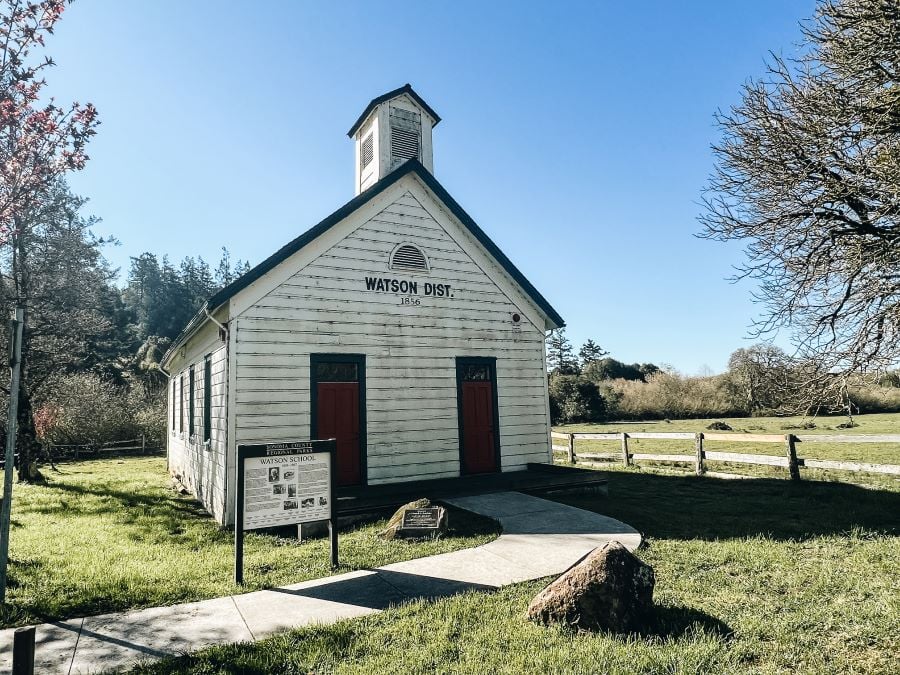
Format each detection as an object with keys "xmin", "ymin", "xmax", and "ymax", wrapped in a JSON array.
[
  {"xmin": 567, "ymin": 434, "xmax": 575, "ymax": 464},
  {"xmin": 620, "ymin": 433, "xmax": 631, "ymax": 467},
  {"xmin": 12, "ymin": 625, "xmax": 35, "ymax": 675},
  {"xmin": 695, "ymin": 433, "xmax": 705, "ymax": 475},
  {"xmin": 786, "ymin": 434, "xmax": 800, "ymax": 481},
  {"xmin": 141, "ymin": 434, "xmax": 146, "ymax": 455}
]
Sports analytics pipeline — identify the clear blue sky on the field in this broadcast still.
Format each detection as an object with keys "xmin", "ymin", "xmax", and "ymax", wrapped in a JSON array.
[{"xmin": 50, "ymin": 0, "xmax": 816, "ymax": 374}]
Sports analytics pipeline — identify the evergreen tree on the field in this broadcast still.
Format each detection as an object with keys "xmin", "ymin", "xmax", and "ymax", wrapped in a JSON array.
[
  {"xmin": 546, "ymin": 328, "xmax": 579, "ymax": 375},
  {"xmin": 578, "ymin": 339, "xmax": 609, "ymax": 368}
]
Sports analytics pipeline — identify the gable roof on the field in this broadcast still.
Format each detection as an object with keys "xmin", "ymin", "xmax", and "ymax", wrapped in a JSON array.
[
  {"xmin": 347, "ymin": 84, "xmax": 441, "ymax": 138},
  {"xmin": 164, "ymin": 160, "xmax": 563, "ymax": 367}
]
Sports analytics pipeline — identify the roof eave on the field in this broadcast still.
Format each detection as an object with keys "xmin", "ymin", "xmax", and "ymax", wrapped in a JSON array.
[
  {"xmin": 168, "ymin": 159, "xmax": 563, "ymax": 365},
  {"xmin": 347, "ymin": 84, "xmax": 441, "ymax": 138}
]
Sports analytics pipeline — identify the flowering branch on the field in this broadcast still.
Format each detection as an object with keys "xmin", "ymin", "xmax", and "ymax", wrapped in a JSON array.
[{"xmin": 0, "ymin": 0, "xmax": 99, "ymax": 244}]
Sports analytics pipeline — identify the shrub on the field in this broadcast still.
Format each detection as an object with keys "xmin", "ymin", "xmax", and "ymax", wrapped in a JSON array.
[
  {"xmin": 583, "ymin": 358, "xmax": 657, "ymax": 383},
  {"xmin": 876, "ymin": 371, "xmax": 900, "ymax": 388},
  {"xmin": 605, "ymin": 371, "xmax": 744, "ymax": 420},
  {"xmin": 34, "ymin": 373, "xmax": 165, "ymax": 448},
  {"xmin": 549, "ymin": 375, "xmax": 605, "ymax": 424},
  {"xmin": 848, "ymin": 384, "xmax": 900, "ymax": 414}
]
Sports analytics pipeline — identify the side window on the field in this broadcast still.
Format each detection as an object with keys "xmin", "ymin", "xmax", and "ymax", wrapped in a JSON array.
[
  {"xmin": 179, "ymin": 374, "xmax": 185, "ymax": 433},
  {"xmin": 171, "ymin": 379, "xmax": 176, "ymax": 431},
  {"xmin": 189, "ymin": 366, "xmax": 196, "ymax": 437},
  {"xmin": 203, "ymin": 355, "xmax": 212, "ymax": 444}
]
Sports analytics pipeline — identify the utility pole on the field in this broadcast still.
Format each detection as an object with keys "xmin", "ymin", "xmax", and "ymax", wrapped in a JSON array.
[{"xmin": 0, "ymin": 307, "xmax": 25, "ymax": 603}]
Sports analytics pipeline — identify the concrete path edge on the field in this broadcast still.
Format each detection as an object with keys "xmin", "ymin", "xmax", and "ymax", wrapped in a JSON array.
[{"xmin": 0, "ymin": 491, "xmax": 640, "ymax": 674}]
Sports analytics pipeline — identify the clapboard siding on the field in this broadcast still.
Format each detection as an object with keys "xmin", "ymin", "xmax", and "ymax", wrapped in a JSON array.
[
  {"xmin": 166, "ymin": 319, "xmax": 229, "ymax": 523},
  {"xmin": 230, "ymin": 187, "xmax": 551, "ymax": 483}
]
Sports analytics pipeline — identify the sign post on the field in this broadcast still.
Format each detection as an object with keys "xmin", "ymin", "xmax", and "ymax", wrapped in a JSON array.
[
  {"xmin": 0, "ymin": 308, "xmax": 24, "ymax": 604},
  {"xmin": 235, "ymin": 439, "xmax": 337, "ymax": 584}
]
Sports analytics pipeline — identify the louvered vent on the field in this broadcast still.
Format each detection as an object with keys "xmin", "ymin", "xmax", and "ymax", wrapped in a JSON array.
[
  {"xmin": 360, "ymin": 133, "xmax": 374, "ymax": 169},
  {"xmin": 390, "ymin": 244, "xmax": 429, "ymax": 272},
  {"xmin": 390, "ymin": 106, "xmax": 421, "ymax": 164},
  {"xmin": 391, "ymin": 127, "xmax": 419, "ymax": 160}
]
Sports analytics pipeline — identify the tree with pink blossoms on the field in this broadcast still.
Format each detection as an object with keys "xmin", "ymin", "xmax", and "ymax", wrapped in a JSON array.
[{"xmin": 0, "ymin": 0, "xmax": 98, "ymax": 480}]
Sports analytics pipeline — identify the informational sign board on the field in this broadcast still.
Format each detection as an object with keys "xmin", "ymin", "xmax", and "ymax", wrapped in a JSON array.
[{"xmin": 234, "ymin": 439, "xmax": 338, "ymax": 583}]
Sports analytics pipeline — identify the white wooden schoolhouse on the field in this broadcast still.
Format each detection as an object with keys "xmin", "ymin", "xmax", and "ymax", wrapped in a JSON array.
[{"xmin": 162, "ymin": 85, "xmax": 565, "ymax": 525}]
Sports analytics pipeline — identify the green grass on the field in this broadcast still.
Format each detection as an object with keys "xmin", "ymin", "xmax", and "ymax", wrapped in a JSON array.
[
  {"xmin": 0, "ymin": 457, "xmax": 499, "ymax": 628},
  {"xmin": 131, "ymin": 468, "xmax": 900, "ymax": 674}
]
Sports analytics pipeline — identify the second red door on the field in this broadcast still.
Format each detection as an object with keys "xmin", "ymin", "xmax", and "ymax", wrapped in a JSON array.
[{"xmin": 459, "ymin": 361, "xmax": 499, "ymax": 475}]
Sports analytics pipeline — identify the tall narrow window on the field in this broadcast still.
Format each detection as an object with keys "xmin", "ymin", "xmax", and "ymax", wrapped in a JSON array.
[
  {"xmin": 203, "ymin": 355, "xmax": 212, "ymax": 444},
  {"xmin": 189, "ymin": 366, "xmax": 195, "ymax": 437},
  {"xmin": 171, "ymin": 379, "xmax": 176, "ymax": 430},
  {"xmin": 179, "ymin": 374, "xmax": 185, "ymax": 433}
]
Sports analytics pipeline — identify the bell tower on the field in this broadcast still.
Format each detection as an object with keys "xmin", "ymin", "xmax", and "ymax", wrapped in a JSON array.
[{"xmin": 348, "ymin": 84, "xmax": 441, "ymax": 195}]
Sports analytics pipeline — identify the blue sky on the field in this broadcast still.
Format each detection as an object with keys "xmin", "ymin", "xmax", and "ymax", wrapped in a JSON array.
[{"xmin": 49, "ymin": 0, "xmax": 816, "ymax": 373}]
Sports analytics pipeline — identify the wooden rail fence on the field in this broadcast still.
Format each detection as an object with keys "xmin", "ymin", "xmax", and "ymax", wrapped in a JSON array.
[
  {"xmin": 551, "ymin": 431, "xmax": 900, "ymax": 479},
  {"xmin": 48, "ymin": 435, "xmax": 156, "ymax": 460},
  {"xmin": 0, "ymin": 436, "xmax": 162, "ymax": 469}
]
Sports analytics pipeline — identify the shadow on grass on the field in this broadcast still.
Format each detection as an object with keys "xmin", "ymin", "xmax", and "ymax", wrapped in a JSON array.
[
  {"xmin": 34, "ymin": 480, "xmax": 208, "ymax": 518},
  {"xmin": 556, "ymin": 470, "xmax": 900, "ymax": 541},
  {"xmin": 642, "ymin": 603, "xmax": 733, "ymax": 640}
]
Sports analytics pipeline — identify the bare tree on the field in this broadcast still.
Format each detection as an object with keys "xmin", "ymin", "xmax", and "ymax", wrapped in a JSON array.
[{"xmin": 699, "ymin": 0, "xmax": 899, "ymax": 409}]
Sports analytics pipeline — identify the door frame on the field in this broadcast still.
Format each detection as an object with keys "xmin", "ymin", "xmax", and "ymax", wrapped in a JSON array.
[
  {"xmin": 310, "ymin": 353, "xmax": 367, "ymax": 486},
  {"xmin": 455, "ymin": 356, "xmax": 501, "ymax": 475}
]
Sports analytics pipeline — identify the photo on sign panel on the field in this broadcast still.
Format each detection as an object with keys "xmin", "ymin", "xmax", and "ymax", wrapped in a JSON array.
[
  {"xmin": 287, "ymin": 484, "xmax": 297, "ymax": 498},
  {"xmin": 283, "ymin": 470, "xmax": 295, "ymax": 480},
  {"xmin": 301, "ymin": 497, "xmax": 315, "ymax": 508},
  {"xmin": 319, "ymin": 496, "xmax": 328, "ymax": 506},
  {"xmin": 283, "ymin": 500, "xmax": 298, "ymax": 510},
  {"xmin": 273, "ymin": 484, "xmax": 285, "ymax": 495},
  {"xmin": 268, "ymin": 467, "xmax": 280, "ymax": 482}
]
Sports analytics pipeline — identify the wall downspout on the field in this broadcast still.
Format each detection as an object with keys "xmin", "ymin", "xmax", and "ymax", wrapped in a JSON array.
[{"xmin": 204, "ymin": 304, "xmax": 232, "ymax": 526}]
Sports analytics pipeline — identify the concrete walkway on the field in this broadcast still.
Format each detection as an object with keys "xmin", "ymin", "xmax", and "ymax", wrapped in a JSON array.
[{"xmin": 0, "ymin": 491, "xmax": 640, "ymax": 674}]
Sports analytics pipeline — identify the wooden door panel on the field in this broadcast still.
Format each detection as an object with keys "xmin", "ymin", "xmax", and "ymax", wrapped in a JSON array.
[
  {"xmin": 316, "ymin": 382, "xmax": 361, "ymax": 486},
  {"xmin": 461, "ymin": 380, "xmax": 497, "ymax": 474}
]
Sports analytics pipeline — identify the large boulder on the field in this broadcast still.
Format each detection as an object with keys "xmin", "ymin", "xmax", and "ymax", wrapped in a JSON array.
[{"xmin": 526, "ymin": 541, "xmax": 654, "ymax": 633}]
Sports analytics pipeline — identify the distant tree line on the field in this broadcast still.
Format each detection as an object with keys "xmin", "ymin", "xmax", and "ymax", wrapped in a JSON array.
[
  {"xmin": 0, "ymin": 181, "xmax": 251, "ymax": 470},
  {"xmin": 545, "ymin": 328, "xmax": 900, "ymax": 425}
]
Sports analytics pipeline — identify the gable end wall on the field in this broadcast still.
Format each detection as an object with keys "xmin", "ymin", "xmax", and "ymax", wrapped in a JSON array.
[{"xmin": 229, "ymin": 178, "xmax": 552, "ymax": 492}]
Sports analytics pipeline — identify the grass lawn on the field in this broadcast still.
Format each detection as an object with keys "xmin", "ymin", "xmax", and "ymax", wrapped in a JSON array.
[
  {"xmin": 0, "ymin": 457, "xmax": 499, "ymax": 628},
  {"xmin": 131, "ymin": 466, "xmax": 900, "ymax": 674},
  {"xmin": 554, "ymin": 412, "xmax": 900, "ymax": 485}
]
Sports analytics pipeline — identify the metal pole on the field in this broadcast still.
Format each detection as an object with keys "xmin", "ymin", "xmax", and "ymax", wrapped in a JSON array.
[
  {"xmin": 329, "ymin": 439, "xmax": 338, "ymax": 568},
  {"xmin": 0, "ymin": 308, "xmax": 24, "ymax": 603},
  {"xmin": 234, "ymin": 449, "xmax": 245, "ymax": 585}
]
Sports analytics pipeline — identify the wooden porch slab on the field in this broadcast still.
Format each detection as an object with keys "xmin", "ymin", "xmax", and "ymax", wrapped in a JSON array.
[{"xmin": 335, "ymin": 463, "xmax": 608, "ymax": 516}]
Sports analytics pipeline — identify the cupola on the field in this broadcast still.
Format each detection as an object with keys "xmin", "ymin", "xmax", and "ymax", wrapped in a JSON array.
[{"xmin": 348, "ymin": 84, "xmax": 440, "ymax": 195}]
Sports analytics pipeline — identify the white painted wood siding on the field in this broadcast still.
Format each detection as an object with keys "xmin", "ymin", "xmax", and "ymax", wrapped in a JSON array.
[
  {"xmin": 167, "ymin": 320, "xmax": 229, "ymax": 523},
  {"xmin": 232, "ymin": 182, "xmax": 552, "ymax": 485}
]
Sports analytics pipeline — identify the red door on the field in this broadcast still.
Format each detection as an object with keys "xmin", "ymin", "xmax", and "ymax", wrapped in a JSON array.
[
  {"xmin": 461, "ymin": 379, "xmax": 498, "ymax": 474},
  {"xmin": 316, "ymin": 382, "xmax": 361, "ymax": 486}
]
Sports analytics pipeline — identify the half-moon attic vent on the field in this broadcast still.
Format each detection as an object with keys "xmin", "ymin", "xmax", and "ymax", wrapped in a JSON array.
[{"xmin": 390, "ymin": 244, "xmax": 429, "ymax": 272}]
